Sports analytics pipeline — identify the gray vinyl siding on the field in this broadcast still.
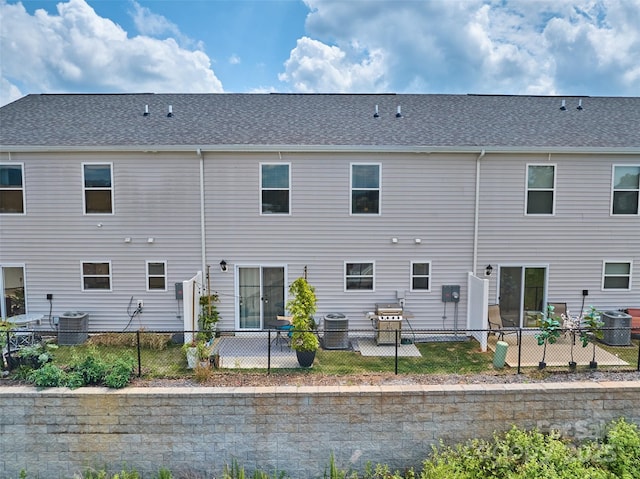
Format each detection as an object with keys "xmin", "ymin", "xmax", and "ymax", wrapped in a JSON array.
[
  {"xmin": 477, "ymin": 153, "xmax": 640, "ymax": 315},
  {"xmin": 204, "ymin": 152, "xmax": 477, "ymax": 330},
  {"xmin": 0, "ymin": 152, "xmax": 202, "ymax": 330}
]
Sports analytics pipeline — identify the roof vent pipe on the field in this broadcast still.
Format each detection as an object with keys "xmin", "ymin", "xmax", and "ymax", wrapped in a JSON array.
[
  {"xmin": 560, "ymin": 99, "xmax": 566, "ymax": 111},
  {"xmin": 373, "ymin": 104, "xmax": 379, "ymax": 118},
  {"xmin": 167, "ymin": 105, "xmax": 173, "ymax": 117},
  {"xmin": 396, "ymin": 105, "xmax": 402, "ymax": 118},
  {"xmin": 143, "ymin": 105, "xmax": 149, "ymax": 116},
  {"xmin": 577, "ymin": 99, "xmax": 583, "ymax": 110}
]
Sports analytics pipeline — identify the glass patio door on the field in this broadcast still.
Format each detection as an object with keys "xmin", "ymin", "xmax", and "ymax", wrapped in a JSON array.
[
  {"xmin": 237, "ymin": 266, "xmax": 285, "ymax": 330},
  {"xmin": 498, "ymin": 266, "xmax": 547, "ymax": 327},
  {"xmin": 1, "ymin": 265, "xmax": 26, "ymax": 319}
]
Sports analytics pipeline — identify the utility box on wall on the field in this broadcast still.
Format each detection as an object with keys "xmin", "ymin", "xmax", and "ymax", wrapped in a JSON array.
[{"xmin": 442, "ymin": 285, "xmax": 461, "ymax": 302}]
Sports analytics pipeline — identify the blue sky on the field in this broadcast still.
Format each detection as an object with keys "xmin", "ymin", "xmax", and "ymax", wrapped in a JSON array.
[{"xmin": 1, "ymin": 0, "xmax": 639, "ymax": 106}]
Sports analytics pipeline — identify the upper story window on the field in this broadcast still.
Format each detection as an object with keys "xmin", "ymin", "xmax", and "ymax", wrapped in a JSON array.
[
  {"xmin": 0, "ymin": 163, "xmax": 25, "ymax": 214},
  {"xmin": 261, "ymin": 163, "xmax": 290, "ymax": 214},
  {"xmin": 146, "ymin": 261, "xmax": 167, "ymax": 291},
  {"xmin": 345, "ymin": 262, "xmax": 374, "ymax": 291},
  {"xmin": 526, "ymin": 164, "xmax": 555, "ymax": 215},
  {"xmin": 411, "ymin": 262, "xmax": 431, "ymax": 291},
  {"xmin": 351, "ymin": 163, "xmax": 380, "ymax": 215},
  {"xmin": 81, "ymin": 262, "xmax": 112, "ymax": 291},
  {"xmin": 83, "ymin": 163, "xmax": 113, "ymax": 214},
  {"xmin": 611, "ymin": 165, "xmax": 639, "ymax": 215},
  {"xmin": 602, "ymin": 261, "xmax": 632, "ymax": 290}
]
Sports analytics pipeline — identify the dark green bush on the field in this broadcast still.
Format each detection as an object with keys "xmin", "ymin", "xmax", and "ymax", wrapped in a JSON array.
[
  {"xmin": 73, "ymin": 353, "xmax": 108, "ymax": 385},
  {"xmin": 103, "ymin": 357, "xmax": 135, "ymax": 389},
  {"xmin": 27, "ymin": 363, "xmax": 66, "ymax": 388}
]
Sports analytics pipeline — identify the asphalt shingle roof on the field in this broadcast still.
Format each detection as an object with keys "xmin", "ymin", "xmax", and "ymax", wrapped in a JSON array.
[{"xmin": 1, "ymin": 93, "xmax": 639, "ymax": 150}]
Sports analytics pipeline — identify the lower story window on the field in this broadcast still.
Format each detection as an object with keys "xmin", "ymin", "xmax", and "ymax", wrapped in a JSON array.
[
  {"xmin": 411, "ymin": 262, "xmax": 431, "ymax": 291},
  {"xmin": 82, "ymin": 262, "xmax": 111, "ymax": 291},
  {"xmin": 147, "ymin": 261, "xmax": 167, "ymax": 291},
  {"xmin": 603, "ymin": 261, "xmax": 632, "ymax": 290},
  {"xmin": 345, "ymin": 262, "xmax": 374, "ymax": 291}
]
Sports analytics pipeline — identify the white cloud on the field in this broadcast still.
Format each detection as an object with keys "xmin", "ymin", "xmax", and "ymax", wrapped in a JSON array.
[
  {"xmin": 130, "ymin": 0, "xmax": 202, "ymax": 50},
  {"xmin": 279, "ymin": 36, "xmax": 388, "ymax": 92},
  {"xmin": 0, "ymin": 0, "xmax": 222, "ymax": 105},
  {"xmin": 279, "ymin": 0, "xmax": 640, "ymax": 95},
  {"xmin": 229, "ymin": 54, "xmax": 241, "ymax": 65}
]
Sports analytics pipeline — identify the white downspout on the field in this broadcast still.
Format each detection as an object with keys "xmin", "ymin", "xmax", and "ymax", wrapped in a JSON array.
[
  {"xmin": 197, "ymin": 148, "xmax": 207, "ymax": 290},
  {"xmin": 472, "ymin": 149, "xmax": 486, "ymax": 275}
]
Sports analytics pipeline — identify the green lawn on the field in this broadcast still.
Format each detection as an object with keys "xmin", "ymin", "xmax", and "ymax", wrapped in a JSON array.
[{"xmin": 36, "ymin": 335, "xmax": 639, "ymax": 380}]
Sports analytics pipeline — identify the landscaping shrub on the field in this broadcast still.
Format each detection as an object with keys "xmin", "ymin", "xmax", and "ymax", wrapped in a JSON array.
[
  {"xmin": 103, "ymin": 357, "xmax": 135, "ymax": 389},
  {"xmin": 598, "ymin": 418, "xmax": 640, "ymax": 479},
  {"xmin": 27, "ymin": 363, "xmax": 67, "ymax": 388},
  {"xmin": 419, "ymin": 423, "xmax": 630, "ymax": 479}
]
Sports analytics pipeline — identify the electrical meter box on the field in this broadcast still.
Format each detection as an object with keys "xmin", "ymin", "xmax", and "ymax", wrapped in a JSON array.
[
  {"xmin": 174, "ymin": 282, "xmax": 183, "ymax": 300},
  {"xmin": 442, "ymin": 285, "xmax": 461, "ymax": 302}
]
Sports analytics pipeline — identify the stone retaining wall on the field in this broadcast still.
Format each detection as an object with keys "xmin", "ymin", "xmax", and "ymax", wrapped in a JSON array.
[{"xmin": 2, "ymin": 382, "xmax": 640, "ymax": 478}]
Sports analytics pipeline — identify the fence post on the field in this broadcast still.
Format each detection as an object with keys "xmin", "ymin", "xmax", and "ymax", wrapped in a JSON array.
[
  {"xmin": 136, "ymin": 330, "xmax": 142, "ymax": 377},
  {"xmin": 267, "ymin": 330, "xmax": 272, "ymax": 374},
  {"xmin": 517, "ymin": 328, "xmax": 523, "ymax": 374},
  {"xmin": 5, "ymin": 330, "xmax": 11, "ymax": 365},
  {"xmin": 394, "ymin": 328, "xmax": 399, "ymax": 374},
  {"xmin": 637, "ymin": 340, "xmax": 640, "ymax": 372}
]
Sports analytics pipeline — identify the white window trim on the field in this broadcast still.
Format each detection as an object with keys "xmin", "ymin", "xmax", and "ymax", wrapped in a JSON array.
[
  {"xmin": 344, "ymin": 261, "xmax": 376, "ymax": 292},
  {"xmin": 610, "ymin": 164, "xmax": 640, "ymax": 216},
  {"xmin": 146, "ymin": 260, "xmax": 168, "ymax": 292},
  {"xmin": 259, "ymin": 162, "xmax": 291, "ymax": 215},
  {"xmin": 525, "ymin": 163, "xmax": 556, "ymax": 216},
  {"xmin": 350, "ymin": 163, "xmax": 382, "ymax": 216},
  {"xmin": 82, "ymin": 162, "xmax": 114, "ymax": 215},
  {"xmin": 601, "ymin": 260, "xmax": 633, "ymax": 291},
  {"xmin": 81, "ymin": 261, "xmax": 113, "ymax": 292},
  {"xmin": 0, "ymin": 162, "xmax": 26, "ymax": 215},
  {"xmin": 410, "ymin": 261, "xmax": 431, "ymax": 292}
]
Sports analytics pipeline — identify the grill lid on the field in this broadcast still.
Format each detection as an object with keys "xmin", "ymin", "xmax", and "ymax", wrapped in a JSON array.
[{"xmin": 375, "ymin": 303, "xmax": 403, "ymax": 315}]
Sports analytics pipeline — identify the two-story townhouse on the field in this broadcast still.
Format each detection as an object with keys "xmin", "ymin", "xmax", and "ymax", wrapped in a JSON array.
[{"xmin": 1, "ymin": 93, "xmax": 638, "ymax": 334}]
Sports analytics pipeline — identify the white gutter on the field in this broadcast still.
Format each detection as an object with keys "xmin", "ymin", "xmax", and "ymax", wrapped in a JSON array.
[
  {"xmin": 197, "ymin": 148, "xmax": 207, "ymax": 288},
  {"xmin": 472, "ymin": 149, "xmax": 486, "ymax": 276},
  {"xmin": 1, "ymin": 145, "xmax": 639, "ymax": 155}
]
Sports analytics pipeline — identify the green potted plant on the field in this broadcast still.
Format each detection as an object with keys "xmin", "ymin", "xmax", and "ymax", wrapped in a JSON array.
[
  {"xmin": 286, "ymin": 277, "xmax": 319, "ymax": 367},
  {"xmin": 199, "ymin": 294, "xmax": 220, "ymax": 341},
  {"xmin": 535, "ymin": 304, "xmax": 561, "ymax": 369},
  {"xmin": 579, "ymin": 306, "xmax": 604, "ymax": 369},
  {"xmin": 195, "ymin": 340, "xmax": 211, "ymax": 368}
]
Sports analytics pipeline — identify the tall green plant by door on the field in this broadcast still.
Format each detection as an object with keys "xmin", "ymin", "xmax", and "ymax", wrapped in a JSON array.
[
  {"xmin": 199, "ymin": 293, "xmax": 220, "ymax": 341},
  {"xmin": 286, "ymin": 277, "xmax": 319, "ymax": 365}
]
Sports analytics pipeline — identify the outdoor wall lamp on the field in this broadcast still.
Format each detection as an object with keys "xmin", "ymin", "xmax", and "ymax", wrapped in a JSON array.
[
  {"xmin": 219, "ymin": 260, "xmax": 227, "ymax": 272},
  {"xmin": 485, "ymin": 265, "xmax": 493, "ymax": 277}
]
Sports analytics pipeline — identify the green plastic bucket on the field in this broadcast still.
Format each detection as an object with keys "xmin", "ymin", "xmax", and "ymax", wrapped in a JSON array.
[{"xmin": 493, "ymin": 341, "xmax": 508, "ymax": 369}]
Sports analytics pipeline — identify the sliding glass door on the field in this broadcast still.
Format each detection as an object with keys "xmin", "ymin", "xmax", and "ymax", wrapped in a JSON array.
[
  {"xmin": 1, "ymin": 265, "xmax": 26, "ymax": 319},
  {"xmin": 498, "ymin": 266, "xmax": 547, "ymax": 327},
  {"xmin": 237, "ymin": 266, "xmax": 285, "ymax": 330}
]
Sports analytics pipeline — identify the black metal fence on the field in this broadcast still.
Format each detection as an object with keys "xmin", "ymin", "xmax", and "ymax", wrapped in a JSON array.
[{"xmin": 2, "ymin": 327, "xmax": 639, "ymax": 378}]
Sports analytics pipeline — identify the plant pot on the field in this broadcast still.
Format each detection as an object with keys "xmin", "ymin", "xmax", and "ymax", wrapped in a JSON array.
[
  {"xmin": 538, "ymin": 361, "xmax": 546, "ymax": 370},
  {"xmin": 185, "ymin": 347, "xmax": 198, "ymax": 369},
  {"xmin": 568, "ymin": 361, "xmax": 577, "ymax": 371},
  {"xmin": 589, "ymin": 361, "xmax": 598, "ymax": 369},
  {"xmin": 296, "ymin": 350, "xmax": 316, "ymax": 368}
]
